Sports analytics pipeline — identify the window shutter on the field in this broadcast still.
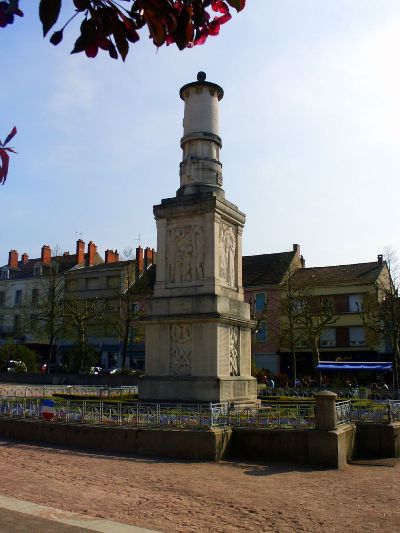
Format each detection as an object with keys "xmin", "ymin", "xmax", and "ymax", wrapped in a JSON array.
[
  {"xmin": 336, "ymin": 327, "xmax": 349, "ymax": 347},
  {"xmin": 335, "ymin": 295, "xmax": 349, "ymax": 313}
]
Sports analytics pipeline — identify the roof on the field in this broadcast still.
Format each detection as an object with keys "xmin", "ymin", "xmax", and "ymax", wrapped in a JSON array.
[
  {"xmin": 242, "ymin": 251, "xmax": 297, "ymax": 287},
  {"xmin": 293, "ymin": 261, "xmax": 385, "ymax": 286},
  {"xmin": 1, "ymin": 253, "xmax": 103, "ymax": 280},
  {"xmin": 66, "ymin": 259, "xmax": 133, "ymax": 275}
]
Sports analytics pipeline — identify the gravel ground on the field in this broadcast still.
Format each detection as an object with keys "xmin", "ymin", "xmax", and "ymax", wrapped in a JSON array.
[{"xmin": 0, "ymin": 440, "xmax": 398, "ymax": 533}]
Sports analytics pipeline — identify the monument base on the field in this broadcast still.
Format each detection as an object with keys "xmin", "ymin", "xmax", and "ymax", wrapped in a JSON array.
[{"xmin": 139, "ymin": 375, "xmax": 258, "ymax": 404}]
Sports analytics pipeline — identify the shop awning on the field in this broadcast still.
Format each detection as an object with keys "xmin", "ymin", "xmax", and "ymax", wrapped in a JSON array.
[{"xmin": 316, "ymin": 361, "xmax": 392, "ymax": 372}]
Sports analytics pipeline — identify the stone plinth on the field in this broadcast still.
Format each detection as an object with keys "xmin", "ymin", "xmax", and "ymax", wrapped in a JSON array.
[{"xmin": 139, "ymin": 73, "xmax": 257, "ymax": 404}]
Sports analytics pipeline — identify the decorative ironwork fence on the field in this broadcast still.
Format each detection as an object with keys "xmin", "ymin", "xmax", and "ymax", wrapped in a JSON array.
[
  {"xmin": 0, "ymin": 399, "xmax": 315, "ymax": 430},
  {"xmin": 335, "ymin": 399, "xmax": 400, "ymax": 424},
  {"xmin": 1, "ymin": 398, "xmax": 398, "ymax": 429},
  {"xmin": 336, "ymin": 400, "xmax": 352, "ymax": 424}
]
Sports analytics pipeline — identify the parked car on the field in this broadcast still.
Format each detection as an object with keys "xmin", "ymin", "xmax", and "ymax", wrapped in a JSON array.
[
  {"xmin": 99, "ymin": 367, "xmax": 119, "ymax": 375},
  {"xmin": 6, "ymin": 360, "xmax": 27, "ymax": 373},
  {"xmin": 89, "ymin": 366, "xmax": 102, "ymax": 375}
]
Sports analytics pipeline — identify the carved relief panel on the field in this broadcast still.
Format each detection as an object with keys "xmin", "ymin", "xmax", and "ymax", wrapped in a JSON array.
[
  {"xmin": 169, "ymin": 324, "xmax": 192, "ymax": 376},
  {"xmin": 229, "ymin": 327, "xmax": 240, "ymax": 376},
  {"xmin": 219, "ymin": 222, "xmax": 237, "ymax": 288},
  {"xmin": 167, "ymin": 225, "xmax": 205, "ymax": 284}
]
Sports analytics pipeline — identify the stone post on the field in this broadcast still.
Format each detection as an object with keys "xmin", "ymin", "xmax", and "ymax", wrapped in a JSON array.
[{"xmin": 314, "ymin": 391, "xmax": 337, "ymax": 431}]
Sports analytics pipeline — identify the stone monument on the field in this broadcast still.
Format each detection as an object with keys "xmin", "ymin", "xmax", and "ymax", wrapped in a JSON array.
[{"xmin": 139, "ymin": 72, "xmax": 257, "ymax": 403}]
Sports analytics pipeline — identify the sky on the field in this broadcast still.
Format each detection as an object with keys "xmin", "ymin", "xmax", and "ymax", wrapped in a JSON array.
[{"xmin": 1, "ymin": 1, "xmax": 400, "ymax": 268}]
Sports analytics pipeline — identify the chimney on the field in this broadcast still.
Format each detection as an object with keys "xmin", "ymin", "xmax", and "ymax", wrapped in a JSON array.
[
  {"xmin": 41, "ymin": 245, "xmax": 51, "ymax": 265},
  {"xmin": 21, "ymin": 253, "xmax": 29, "ymax": 265},
  {"xmin": 88, "ymin": 241, "xmax": 97, "ymax": 266},
  {"xmin": 105, "ymin": 249, "xmax": 116, "ymax": 264},
  {"xmin": 8, "ymin": 250, "xmax": 18, "ymax": 269},
  {"xmin": 63, "ymin": 251, "xmax": 70, "ymax": 257},
  {"xmin": 136, "ymin": 246, "xmax": 144, "ymax": 277},
  {"xmin": 76, "ymin": 239, "xmax": 85, "ymax": 265},
  {"xmin": 300, "ymin": 255, "xmax": 305, "ymax": 268},
  {"xmin": 293, "ymin": 244, "xmax": 300, "ymax": 254},
  {"xmin": 144, "ymin": 247, "xmax": 154, "ymax": 270},
  {"xmin": 114, "ymin": 250, "xmax": 119, "ymax": 262},
  {"xmin": 378, "ymin": 254, "xmax": 383, "ymax": 266}
]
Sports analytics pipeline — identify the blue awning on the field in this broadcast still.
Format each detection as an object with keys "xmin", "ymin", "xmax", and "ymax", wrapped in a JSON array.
[{"xmin": 316, "ymin": 361, "xmax": 392, "ymax": 371}]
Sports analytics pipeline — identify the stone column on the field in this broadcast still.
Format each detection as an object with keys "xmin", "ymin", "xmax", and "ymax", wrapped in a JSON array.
[{"xmin": 314, "ymin": 391, "xmax": 337, "ymax": 430}]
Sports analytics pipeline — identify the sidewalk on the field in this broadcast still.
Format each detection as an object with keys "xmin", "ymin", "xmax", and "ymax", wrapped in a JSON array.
[{"xmin": 0, "ymin": 494, "xmax": 161, "ymax": 533}]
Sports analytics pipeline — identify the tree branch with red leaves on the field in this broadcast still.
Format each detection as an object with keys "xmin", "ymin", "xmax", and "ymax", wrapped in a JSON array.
[
  {"xmin": 0, "ymin": 126, "xmax": 17, "ymax": 185},
  {"xmin": 1, "ymin": 0, "xmax": 246, "ymax": 61}
]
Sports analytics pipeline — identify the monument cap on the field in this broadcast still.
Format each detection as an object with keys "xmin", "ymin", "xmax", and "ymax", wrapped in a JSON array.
[{"xmin": 179, "ymin": 71, "xmax": 224, "ymax": 101}]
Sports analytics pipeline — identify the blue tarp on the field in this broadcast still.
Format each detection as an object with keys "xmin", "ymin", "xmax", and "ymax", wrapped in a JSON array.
[{"xmin": 316, "ymin": 361, "xmax": 392, "ymax": 371}]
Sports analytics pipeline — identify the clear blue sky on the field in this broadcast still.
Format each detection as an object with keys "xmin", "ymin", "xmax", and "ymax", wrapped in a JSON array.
[{"xmin": 1, "ymin": 1, "xmax": 400, "ymax": 268}]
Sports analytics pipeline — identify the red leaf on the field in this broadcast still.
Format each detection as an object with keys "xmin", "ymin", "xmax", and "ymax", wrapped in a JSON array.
[
  {"xmin": 39, "ymin": 0, "xmax": 62, "ymax": 37},
  {"xmin": 85, "ymin": 44, "xmax": 99, "ymax": 58},
  {"xmin": 212, "ymin": 1, "xmax": 230, "ymax": 15},
  {"xmin": 3, "ymin": 126, "xmax": 16, "ymax": 146},
  {"xmin": 225, "ymin": 0, "xmax": 246, "ymax": 11},
  {"xmin": 0, "ymin": 148, "xmax": 10, "ymax": 185}
]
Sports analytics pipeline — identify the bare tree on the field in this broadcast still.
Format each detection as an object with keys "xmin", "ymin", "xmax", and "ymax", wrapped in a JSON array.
[
  {"xmin": 63, "ymin": 296, "xmax": 103, "ymax": 371},
  {"xmin": 29, "ymin": 250, "xmax": 65, "ymax": 372},
  {"xmin": 295, "ymin": 292, "xmax": 339, "ymax": 369},
  {"xmin": 114, "ymin": 248, "xmax": 148, "ymax": 369},
  {"xmin": 279, "ymin": 268, "xmax": 306, "ymax": 385},
  {"xmin": 360, "ymin": 248, "xmax": 400, "ymax": 388}
]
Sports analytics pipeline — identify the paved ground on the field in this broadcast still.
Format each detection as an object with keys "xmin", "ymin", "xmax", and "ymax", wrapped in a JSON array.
[
  {"xmin": 0, "ymin": 494, "xmax": 160, "ymax": 532},
  {"xmin": 0, "ymin": 508, "xmax": 89, "ymax": 533},
  {"xmin": 0, "ymin": 440, "xmax": 399, "ymax": 532}
]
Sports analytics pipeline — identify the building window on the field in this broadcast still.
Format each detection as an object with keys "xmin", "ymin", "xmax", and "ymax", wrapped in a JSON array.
[
  {"xmin": 14, "ymin": 314, "xmax": 21, "ymax": 332},
  {"xmin": 34, "ymin": 265, "xmax": 42, "ymax": 277},
  {"xmin": 31, "ymin": 288, "xmax": 39, "ymax": 305},
  {"xmin": 255, "ymin": 292, "xmax": 266, "ymax": 312},
  {"xmin": 0, "ymin": 291, "xmax": 5, "ymax": 306},
  {"xmin": 349, "ymin": 294, "xmax": 364, "ymax": 313},
  {"xmin": 256, "ymin": 321, "xmax": 267, "ymax": 343},
  {"xmin": 1, "ymin": 268, "xmax": 9, "ymax": 280},
  {"xmin": 349, "ymin": 326, "xmax": 366, "ymax": 346},
  {"xmin": 14, "ymin": 290, "xmax": 22, "ymax": 305},
  {"xmin": 320, "ymin": 328, "xmax": 336, "ymax": 347}
]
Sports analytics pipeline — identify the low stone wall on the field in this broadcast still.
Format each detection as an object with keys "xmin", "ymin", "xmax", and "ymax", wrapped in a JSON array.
[
  {"xmin": 0, "ymin": 417, "xmax": 356, "ymax": 468},
  {"xmin": 355, "ymin": 422, "xmax": 400, "ymax": 458},
  {"xmin": 0, "ymin": 418, "xmax": 230, "ymax": 461},
  {"xmin": 0, "ymin": 373, "xmax": 140, "ymax": 387},
  {"xmin": 0, "ymin": 384, "xmax": 137, "ymax": 398},
  {"xmin": 230, "ymin": 425, "xmax": 355, "ymax": 469}
]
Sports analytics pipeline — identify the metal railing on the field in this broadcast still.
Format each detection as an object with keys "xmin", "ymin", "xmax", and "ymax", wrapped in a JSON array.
[
  {"xmin": 260, "ymin": 387, "xmax": 400, "ymax": 400},
  {"xmin": 0, "ymin": 399, "xmax": 315, "ymax": 430},
  {"xmin": 336, "ymin": 400, "xmax": 352, "ymax": 424},
  {"xmin": 2, "ymin": 397, "xmax": 398, "ymax": 429},
  {"xmin": 335, "ymin": 399, "xmax": 400, "ymax": 424}
]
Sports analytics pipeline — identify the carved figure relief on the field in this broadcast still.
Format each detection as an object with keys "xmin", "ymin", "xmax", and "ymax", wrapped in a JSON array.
[
  {"xmin": 219, "ymin": 222, "xmax": 236, "ymax": 287},
  {"xmin": 229, "ymin": 327, "xmax": 240, "ymax": 376},
  {"xmin": 167, "ymin": 225, "xmax": 205, "ymax": 283},
  {"xmin": 169, "ymin": 324, "xmax": 192, "ymax": 376}
]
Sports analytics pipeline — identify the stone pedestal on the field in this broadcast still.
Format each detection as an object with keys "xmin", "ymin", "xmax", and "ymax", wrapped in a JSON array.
[{"xmin": 139, "ymin": 73, "xmax": 257, "ymax": 404}]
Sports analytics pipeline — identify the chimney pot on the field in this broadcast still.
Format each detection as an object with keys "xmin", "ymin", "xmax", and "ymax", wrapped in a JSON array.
[
  {"xmin": 293, "ymin": 244, "xmax": 300, "ymax": 254},
  {"xmin": 378, "ymin": 254, "xmax": 383, "ymax": 266},
  {"xmin": 41, "ymin": 245, "xmax": 51, "ymax": 265},
  {"xmin": 8, "ymin": 250, "xmax": 18, "ymax": 269},
  {"xmin": 21, "ymin": 253, "xmax": 29, "ymax": 265},
  {"xmin": 88, "ymin": 241, "xmax": 97, "ymax": 266},
  {"xmin": 136, "ymin": 246, "xmax": 144, "ymax": 277},
  {"xmin": 76, "ymin": 239, "xmax": 85, "ymax": 265}
]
